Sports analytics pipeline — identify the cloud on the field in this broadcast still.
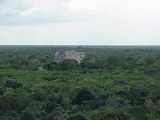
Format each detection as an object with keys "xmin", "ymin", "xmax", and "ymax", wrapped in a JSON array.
[
  {"xmin": 0, "ymin": 0, "xmax": 159, "ymax": 45},
  {"xmin": 0, "ymin": 0, "xmax": 79, "ymax": 25},
  {"xmin": 0, "ymin": 0, "xmax": 159, "ymax": 26}
]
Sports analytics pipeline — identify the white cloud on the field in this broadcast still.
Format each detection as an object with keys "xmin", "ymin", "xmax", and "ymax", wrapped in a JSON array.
[
  {"xmin": 0, "ymin": 0, "xmax": 76, "ymax": 25},
  {"xmin": 0, "ymin": 0, "xmax": 159, "ymax": 45},
  {"xmin": 0, "ymin": 0, "xmax": 159, "ymax": 25}
]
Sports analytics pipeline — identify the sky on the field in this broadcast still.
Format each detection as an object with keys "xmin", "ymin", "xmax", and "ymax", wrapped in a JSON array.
[{"xmin": 0, "ymin": 0, "xmax": 159, "ymax": 45}]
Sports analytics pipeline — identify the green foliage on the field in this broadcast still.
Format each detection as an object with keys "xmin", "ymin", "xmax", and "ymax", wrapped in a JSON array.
[
  {"xmin": 129, "ymin": 84, "xmax": 149, "ymax": 105},
  {"xmin": 72, "ymin": 89, "xmax": 95, "ymax": 105},
  {"xmin": 20, "ymin": 108, "xmax": 36, "ymax": 120},
  {"xmin": 5, "ymin": 80, "xmax": 22, "ymax": 89},
  {"xmin": 43, "ymin": 61, "xmax": 58, "ymax": 71},
  {"xmin": 0, "ymin": 93, "xmax": 31, "ymax": 115},
  {"xmin": 67, "ymin": 113, "xmax": 90, "ymax": 120},
  {"xmin": 97, "ymin": 107, "xmax": 130, "ymax": 120},
  {"xmin": 33, "ymin": 92, "xmax": 48, "ymax": 102},
  {"xmin": 106, "ymin": 56, "xmax": 125, "ymax": 69},
  {"xmin": 0, "ymin": 45, "xmax": 160, "ymax": 119},
  {"xmin": 59, "ymin": 59, "xmax": 78, "ymax": 70}
]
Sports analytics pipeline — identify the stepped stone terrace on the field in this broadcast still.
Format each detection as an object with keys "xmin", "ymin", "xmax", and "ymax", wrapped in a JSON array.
[{"xmin": 54, "ymin": 50, "xmax": 85, "ymax": 64}]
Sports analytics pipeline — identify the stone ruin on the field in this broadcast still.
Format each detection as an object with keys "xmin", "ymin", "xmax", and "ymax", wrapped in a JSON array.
[{"xmin": 54, "ymin": 50, "xmax": 85, "ymax": 64}]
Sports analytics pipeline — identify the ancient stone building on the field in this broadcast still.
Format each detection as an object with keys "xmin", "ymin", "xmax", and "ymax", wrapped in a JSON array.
[{"xmin": 54, "ymin": 50, "xmax": 85, "ymax": 64}]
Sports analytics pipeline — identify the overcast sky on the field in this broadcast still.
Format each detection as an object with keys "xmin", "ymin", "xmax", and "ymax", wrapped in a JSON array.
[{"xmin": 0, "ymin": 0, "xmax": 159, "ymax": 45}]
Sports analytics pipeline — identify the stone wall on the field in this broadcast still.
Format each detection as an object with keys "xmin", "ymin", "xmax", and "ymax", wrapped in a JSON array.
[{"xmin": 54, "ymin": 50, "xmax": 85, "ymax": 64}]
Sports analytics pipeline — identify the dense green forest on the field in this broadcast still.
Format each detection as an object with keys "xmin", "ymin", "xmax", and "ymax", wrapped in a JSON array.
[{"xmin": 0, "ymin": 45, "xmax": 160, "ymax": 120}]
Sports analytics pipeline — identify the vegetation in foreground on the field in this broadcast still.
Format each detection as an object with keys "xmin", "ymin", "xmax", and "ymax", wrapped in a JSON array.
[{"xmin": 0, "ymin": 45, "xmax": 160, "ymax": 120}]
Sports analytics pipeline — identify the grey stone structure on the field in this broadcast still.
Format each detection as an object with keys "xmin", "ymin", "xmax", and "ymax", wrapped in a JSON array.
[{"xmin": 54, "ymin": 50, "xmax": 85, "ymax": 64}]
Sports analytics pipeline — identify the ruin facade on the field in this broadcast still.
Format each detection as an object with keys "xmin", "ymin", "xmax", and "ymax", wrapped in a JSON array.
[{"xmin": 54, "ymin": 50, "xmax": 85, "ymax": 64}]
